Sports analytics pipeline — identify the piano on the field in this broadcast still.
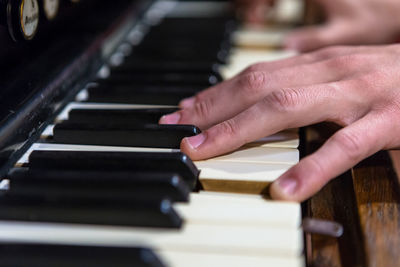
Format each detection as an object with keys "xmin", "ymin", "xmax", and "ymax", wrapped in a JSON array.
[{"xmin": 0, "ymin": 0, "xmax": 399, "ymax": 266}]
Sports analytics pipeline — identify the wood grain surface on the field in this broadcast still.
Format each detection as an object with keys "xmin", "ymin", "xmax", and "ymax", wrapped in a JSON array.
[{"xmin": 306, "ymin": 125, "xmax": 400, "ymax": 267}]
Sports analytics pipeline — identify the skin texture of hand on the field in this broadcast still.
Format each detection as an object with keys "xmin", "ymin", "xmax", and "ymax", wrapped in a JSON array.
[
  {"xmin": 236, "ymin": 0, "xmax": 274, "ymax": 24},
  {"xmin": 285, "ymin": 0, "xmax": 400, "ymax": 52},
  {"xmin": 159, "ymin": 44, "xmax": 400, "ymax": 202}
]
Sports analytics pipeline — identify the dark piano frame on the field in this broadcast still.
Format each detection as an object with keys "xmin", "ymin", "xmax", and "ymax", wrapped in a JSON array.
[{"xmin": 0, "ymin": 0, "xmax": 153, "ymax": 177}]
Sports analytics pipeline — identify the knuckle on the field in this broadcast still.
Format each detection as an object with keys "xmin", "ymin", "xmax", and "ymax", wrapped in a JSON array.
[
  {"xmin": 306, "ymin": 156, "xmax": 326, "ymax": 180},
  {"xmin": 239, "ymin": 71, "xmax": 268, "ymax": 94},
  {"xmin": 332, "ymin": 130, "xmax": 363, "ymax": 161},
  {"xmin": 326, "ymin": 54, "xmax": 365, "ymax": 70},
  {"xmin": 351, "ymin": 70, "xmax": 386, "ymax": 93},
  {"xmin": 263, "ymin": 88, "xmax": 303, "ymax": 112},
  {"xmin": 365, "ymin": 69, "xmax": 388, "ymax": 85},
  {"xmin": 193, "ymin": 98, "xmax": 213, "ymax": 119},
  {"xmin": 241, "ymin": 63, "xmax": 264, "ymax": 75},
  {"xmin": 312, "ymin": 46, "xmax": 347, "ymax": 60},
  {"xmin": 217, "ymin": 119, "xmax": 240, "ymax": 137},
  {"xmin": 331, "ymin": 114, "xmax": 357, "ymax": 127}
]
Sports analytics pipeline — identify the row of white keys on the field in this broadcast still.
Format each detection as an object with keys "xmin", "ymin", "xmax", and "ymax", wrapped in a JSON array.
[
  {"xmin": 159, "ymin": 250, "xmax": 304, "ymax": 267},
  {"xmin": 0, "ymin": 220, "xmax": 303, "ymax": 262}
]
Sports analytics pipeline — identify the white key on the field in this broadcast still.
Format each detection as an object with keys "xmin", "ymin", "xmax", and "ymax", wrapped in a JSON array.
[
  {"xmin": 220, "ymin": 48, "xmax": 296, "ymax": 79},
  {"xmin": 41, "ymin": 125, "xmax": 55, "ymax": 138},
  {"xmin": 198, "ymin": 191, "xmax": 265, "ymax": 199},
  {"xmin": 232, "ymin": 26, "xmax": 291, "ymax": 48},
  {"xmin": 273, "ymin": 0, "xmax": 304, "ymax": 24},
  {"xmin": 196, "ymin": 161, "xmax": 290, "ymax": 182},
  {"xmin": 246, "ymin": 131, "xmax": 299, "ymax": 148},
  {"xmin": 202, "ymin": 146, "xmax": 299, "ymax": 165},
  {"xmin": 56, "ymin": 102, "xmax": 177, "ymax": 121},
  {"xmin": 158, "ymin": 250, "xmax": 305, "ymax": 267},
  {"xmin": 175, "ymin": 193, "xmax": 301, "ymax": 228},
  {"xmin": 0, "ymin": 221, "xmax": 303, "ymax": 257}
]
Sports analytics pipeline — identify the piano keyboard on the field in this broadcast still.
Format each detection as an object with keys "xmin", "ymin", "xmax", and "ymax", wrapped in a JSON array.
[{"xmin": 0, "ymin": 0, "xmax": 305, "ymax": 266}]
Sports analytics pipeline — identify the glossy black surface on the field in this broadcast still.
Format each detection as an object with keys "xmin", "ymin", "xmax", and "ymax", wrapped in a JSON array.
[
  {"xmin": 28, "ymin": 150, "xmax": 199, "ymax": 189},
  {"xmin": 53, "ymin": 122, "xmax": 201, "ymax": 148},
  {"xmin": 105, "ymin": 72, "xmax": 219, "ymax": 87},
  {"xmin": 0, "ymin": 244, "xmax": 165, "ymax": 267},
  {"xmin": 67, "ymin": 108, "xmax": 179, "ymax": 125},
  {"xmin": 86, "ymin": 83, "xmax": 201, "ymax": 105},
  {"xmin": 113, "ymin": 60, "xmax": 221, "ymax": 76},
  {"xmin": 0, "ymin": 0, "xmax": 152, "ymax": 176},
  {"xmin": 0, "ymin": 193, "xmax": 182, "ymax": 228},
  {"xmin": 8, "ymin": 168, "xmax": 190, "ymax": 202}
]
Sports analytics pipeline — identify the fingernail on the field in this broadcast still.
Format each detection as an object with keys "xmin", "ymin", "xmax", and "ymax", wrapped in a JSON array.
[
  {"xmin": 276, "ymin": 177, "xmax": 298, "ymax": 195},
  {"xmin": 159, "ymin": 112, "xmax": 181, "ymax": 124},
  {"xmin": 185, "ymin": 133, "xmax": 206, "ymax": 149},
  {"xmin": 180, "ymin": 97, "xmax": 195, "ymax": 109}
]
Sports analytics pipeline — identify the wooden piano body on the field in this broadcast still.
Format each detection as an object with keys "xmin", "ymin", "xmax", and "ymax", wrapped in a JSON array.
[{"xmin": 0, "ymin": 0, "xmax": 399, "ymax": 266}]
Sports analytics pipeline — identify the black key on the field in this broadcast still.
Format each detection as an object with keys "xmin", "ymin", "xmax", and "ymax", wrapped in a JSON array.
[
  {"xmin": 113, "ymin": 60, "xmax": 221, "ymax": 77},
  {"xmin": 130, "ymin": 44, "xmax": 225, "ymax": 63},
  {"xmin": 152, "ymin": 17, "xmax": 236, "ymax": 33},
  {"xmin": 8, "ymin": 168, "xmax": 190, "ymax": 202},
  {"xmin": 67, "ymin": 108, "xmax": 179, "ymax": 125},
  {"xmin": 28, "ymin": 151, "xmax": 199, "ymax": 189},
  {"xmin": 53, "ymin": 122, "xmax": 201, "ymax": 149},
  {"xmin": 137, "ymin": 37, "xmax": 232, "ymax": 53},
  {"xmin": 0, "ymin": 244, "xmax": 165, "ymax": 267},
  {"xmin": 105, "ymin": 72, "xmax": 219, "ymax": 87},
  {"xmin": 87, "ymin": 84, "xmax": 199, "ymax": 105},
  {"xmin": 0, "ymin": 193, "xmax": 182, "ymax": 228},
  {"xmin": 128, "ymin": 48, "xmax": 228, "ymax": 64}
]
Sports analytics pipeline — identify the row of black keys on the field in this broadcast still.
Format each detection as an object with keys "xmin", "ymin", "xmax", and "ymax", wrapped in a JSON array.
[
  {"xmin": 51, "ymin": 17, "xmax": 236, "ymax": 148},
  {"xmin": 4, "ymin": 15, "xmax": 233, "ymax": 230},
  {"xmin": 87, "ymin": 17, "xmax": 236, "ymax": 105},
  {"xmin": 0, "ymin": 16, "xmax": 235, "ymax": 267}
]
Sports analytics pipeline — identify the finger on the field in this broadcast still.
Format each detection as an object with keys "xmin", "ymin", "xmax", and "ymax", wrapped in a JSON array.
[
  {"xmin": 161, "ymin": 57, "xmax": 362, "ymax": 130},
  {"xmin": 180, "ymin": 82, "xmax": 356, "ymax": 160},
  {"xmin": 236, "ymin": 0, "xmax": 272, "ymax": 24},
  {"xmin": 245, "ymin": 2, "xmax": 269, "ymax": 24},
  {"xmin": 284, "ymin": 22, "xmax": 360, "ymax": 52},
  {"xmin": 179, "ymin": 45, "xmax": 376, "ymax": 111},
  {"xmin": 270, "ymin": 112, "xmax": 389, "ymax": 202},
  {"xmin": 178, "ymin": 51, "xmax": 333, "ymax": 110}
]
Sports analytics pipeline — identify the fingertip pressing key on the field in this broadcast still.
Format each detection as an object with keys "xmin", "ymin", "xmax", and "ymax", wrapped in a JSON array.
[
  {"xmin": 270, "ymin": 176, "xmax": 299, "ymax": 201},
  {"xmin": 159, "ymin": 112, "xmax": 181, "ymax": 124},
  {"xmin": 182, "ymin": 132, "xmax": 207, "ymax": 151}
]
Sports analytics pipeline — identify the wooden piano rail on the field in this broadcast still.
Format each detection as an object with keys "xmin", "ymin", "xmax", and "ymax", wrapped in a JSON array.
[{"xmin": 305, "ymin": 124, "xmax": 400, "ymax": 267}]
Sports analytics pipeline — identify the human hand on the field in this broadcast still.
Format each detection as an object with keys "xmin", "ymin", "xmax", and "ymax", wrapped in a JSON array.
[
  {"xmin": 160, "ymin": 45, "xmax": 400, "ymax": 202},
  {"xmin": 235, "ymin": 0, "xmax": 274, "ymax": 24},
  {"xmin": 285, "ymin": 0, "xmax": 400, "ymax": 52}
]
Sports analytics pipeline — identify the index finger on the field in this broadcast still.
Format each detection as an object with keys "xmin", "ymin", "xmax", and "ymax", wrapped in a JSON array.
[{"xmin": 180, "ymin": 81, "xmax": 366, "ymax": 160}]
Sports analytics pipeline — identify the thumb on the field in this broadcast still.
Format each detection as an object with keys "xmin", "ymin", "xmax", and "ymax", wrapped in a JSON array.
[{"xmin": 270, "ymin": 112, "xmax": 388, "ymax": 202}]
